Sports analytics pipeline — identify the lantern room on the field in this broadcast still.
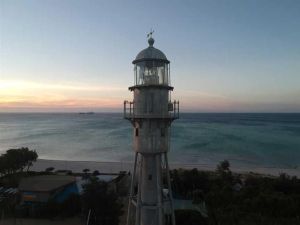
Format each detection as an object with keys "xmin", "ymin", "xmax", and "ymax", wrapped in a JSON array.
[{"xmin": 132, "ymin": 37, "xmax": 170, "ymax": 86}]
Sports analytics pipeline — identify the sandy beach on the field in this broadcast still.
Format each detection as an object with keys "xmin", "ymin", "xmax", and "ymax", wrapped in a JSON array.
[{"xmin": 32, "ymin": 159, "xmax": 300, "ymax": 177}]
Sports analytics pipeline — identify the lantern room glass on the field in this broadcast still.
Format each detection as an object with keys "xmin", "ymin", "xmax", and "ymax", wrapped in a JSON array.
[{"xmin": 134, "ymin": 61, "xmax": 170, "ymax": 86}]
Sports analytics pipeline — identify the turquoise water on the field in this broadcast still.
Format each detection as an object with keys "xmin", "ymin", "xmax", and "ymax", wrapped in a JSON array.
[{"xmin": 0, "ymin": 113, "xmax": 299, "ymax": 168}]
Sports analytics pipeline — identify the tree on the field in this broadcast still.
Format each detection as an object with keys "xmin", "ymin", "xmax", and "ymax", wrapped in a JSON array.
[
  {"xmin": 83, "ymin": 168, "xmax": 90, "ymax": 174},
  {"xmin": 216, "ymin": 160, "xmax": 230, "ymax": 173},
  {"xmin": 93, "ymin": 170, "xmax": 100, "ymax": 176},
  {"xmin": 175, "ymin": 209, "xmax": 208, "ymax": 225},
  {"xmin": 21, "ymin": 148, "xmax": 38, "ymax": 171},
  {"xmin": 0, "ymin": 156, "xmax": 9, "ymax": 176},
  {"xmin": 81, "ymin": 177, "xmax": 123, "ymax": 225},
  {"xmin": 82, "ymin": 168, "xmax": 90, "ymax": 179},
  {"xmin": 45, "ymin": 167, "xmax": 55, "ymax": 173},
  {"xmin": 0, "ymin": 147, "xmax": 38, "ymax": 175}
]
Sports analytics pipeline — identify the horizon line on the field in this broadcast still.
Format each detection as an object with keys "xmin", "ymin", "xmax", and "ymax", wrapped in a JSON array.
[{"xmin": 0, "ymin": 111, "xmax": 299, "ymax": 114}]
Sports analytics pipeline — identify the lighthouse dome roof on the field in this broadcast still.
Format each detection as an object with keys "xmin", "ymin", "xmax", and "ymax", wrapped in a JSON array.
[{"xmin": 132, "ymin": 37, "xmax": 169, "ymax": 64}]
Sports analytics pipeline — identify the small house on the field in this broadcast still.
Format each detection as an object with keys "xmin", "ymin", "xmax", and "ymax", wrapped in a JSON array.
[{"xmin": 19, "ymin": 175, "xmax": 78, "ymax": 204}]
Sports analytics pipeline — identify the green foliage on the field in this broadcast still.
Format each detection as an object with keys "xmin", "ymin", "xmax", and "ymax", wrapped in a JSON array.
[
  {"xmin": 81, "ymin": 177, "xmax": 123, "ymax": 225},
  {"xmin": 175, "ymin": 209, "xmax": 208, "ymax": 225},
  {"xmin": 171, "ymin": 168, "xmax": 210, "ymax": 198},
  {"xmin": 93, "ymin": 170, "xmax": 100, "ymax": 176},
  {"xmin": 171, "ymin": 161, "xmax": 300, "ymax": 225},
  {"xmin": 61, "ymin": 194, "xmax": 81, "ymax": 217},
  {"xmin": 217, "ymin": 160, "xmax": 230, "ymax": 173},
  {"xmin": 45, "ymin": 167, "xmax": 55, "ymax": 172},
  {"xmin": 83, "ymin": 168, "xmax": 90, "ymax": 173},
  {"xmin": 34, "ymin": 194, "xmax": 81, "ymax": 218},
  {"xmin": 0, "ymin": 147, "xmax": 38, "ymax": 176}
]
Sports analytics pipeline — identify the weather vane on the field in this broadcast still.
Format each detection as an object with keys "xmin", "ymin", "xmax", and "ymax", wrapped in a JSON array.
[{"xmin": 147, "ymin": 29, "xmax": 154, "ymax": 38}]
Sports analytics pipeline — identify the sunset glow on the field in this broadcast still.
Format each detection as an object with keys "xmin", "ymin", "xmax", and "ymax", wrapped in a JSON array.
[
  {"xmin": 1, "ymin": 0, "xmax": 300, "ymax": 112},
  {"xmin": 0, "ymin": 79, "xmax": 128, "ymax": 111}
]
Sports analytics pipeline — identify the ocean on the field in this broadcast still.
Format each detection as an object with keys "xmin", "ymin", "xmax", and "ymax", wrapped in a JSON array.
[{"xmin": 0, "ymin": 113, "xmax": 299, "ymax": 169}]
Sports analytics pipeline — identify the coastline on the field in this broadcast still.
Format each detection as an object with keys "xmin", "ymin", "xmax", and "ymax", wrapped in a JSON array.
[{"xmin": 32, "ymin": 159, "xmax": 300, "ymax": 177}]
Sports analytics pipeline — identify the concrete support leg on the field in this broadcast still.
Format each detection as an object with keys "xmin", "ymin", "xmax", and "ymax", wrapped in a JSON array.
[
  {"xmin": 156, "ymin": 154, "xmax": 163, "ymax": 225},
  {"xmin": 136, "ymin": 156, "xmax": 143, "ymax": 225},
  {"xmin": 165, "ymin": 153, "xmax": 176, "ymax": 225},
  {"xmin": 127, "ymin": 152, "xmax": 138, "ymax": 225}
]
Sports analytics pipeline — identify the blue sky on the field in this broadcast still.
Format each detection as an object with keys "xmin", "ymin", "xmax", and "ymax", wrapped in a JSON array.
[{"xmin": 1, "ymin": 0, "xmax": 300, "ymax": 112}]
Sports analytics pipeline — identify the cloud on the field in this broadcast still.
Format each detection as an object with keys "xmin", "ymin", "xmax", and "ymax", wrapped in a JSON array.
[
  {"xmin": 0, "ymin": 79, "xmax": 124, "ymax": 92},
  {"xmin": 0, "ymin": 80, "xmax": 299, "ymax": 112},
  {"xmin": 0, "ymin": 79, "xmax": 129, "ymax": 111}
]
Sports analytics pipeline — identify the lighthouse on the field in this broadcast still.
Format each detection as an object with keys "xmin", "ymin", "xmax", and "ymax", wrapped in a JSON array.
[{"xmin": 124, "ymin": 33, "xmax": 179, "ymax": 225}]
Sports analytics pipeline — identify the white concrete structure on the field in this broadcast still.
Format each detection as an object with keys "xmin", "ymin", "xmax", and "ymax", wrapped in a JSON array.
[{"xmin": 124, "ymin": 35, "xmax": 179, "ymax": 225}]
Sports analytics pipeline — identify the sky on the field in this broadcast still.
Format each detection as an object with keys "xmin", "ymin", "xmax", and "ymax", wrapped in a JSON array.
[{"xmin": 0, "ymin": 0, "xmax": 300, "ymax": 112}]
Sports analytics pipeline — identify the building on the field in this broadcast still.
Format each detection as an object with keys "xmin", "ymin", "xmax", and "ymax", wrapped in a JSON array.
[
  {"xmin": 124, "ymin": 33, "xmax": 179, "ymax": 225},
  {"xmin": 19, "ymin": 175, "xmax": 78, "ymax": 204}
]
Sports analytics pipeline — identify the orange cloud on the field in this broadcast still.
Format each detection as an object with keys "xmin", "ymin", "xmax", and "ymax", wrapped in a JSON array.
[{"xmin": 0, "ymin": 79, "xmax": 129, "ymax": 111}]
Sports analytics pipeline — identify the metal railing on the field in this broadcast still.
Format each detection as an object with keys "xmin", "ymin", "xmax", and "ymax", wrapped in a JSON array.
[{"xmin": 123, "ymin": 100, "xmax": 179, "ymax": 120}]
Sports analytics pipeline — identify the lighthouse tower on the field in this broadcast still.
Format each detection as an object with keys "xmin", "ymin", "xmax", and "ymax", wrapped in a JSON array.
[{"xmin": 124, "ymin": 33, "xmax": 179, "ymax": 225}]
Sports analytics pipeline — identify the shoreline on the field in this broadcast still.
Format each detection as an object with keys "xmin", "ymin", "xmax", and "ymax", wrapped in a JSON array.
[{"xmin": 32, "ymin": 159, "xmax": 300, "ymax": 177}]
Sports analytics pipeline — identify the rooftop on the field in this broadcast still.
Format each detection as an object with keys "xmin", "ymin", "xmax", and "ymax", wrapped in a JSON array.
[
  {"xmin": 133, "ymin": 37, "xmax": 169, "ymax": 64},
  {"xmin": 19, "ymin": 175, "xmax": 75, "ymax": 192}
]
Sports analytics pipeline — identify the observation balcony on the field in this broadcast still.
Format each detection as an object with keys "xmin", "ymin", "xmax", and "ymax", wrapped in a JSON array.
[{"xmin": 123, "ymin": 100, "xmax": 179, "ymax": 121}]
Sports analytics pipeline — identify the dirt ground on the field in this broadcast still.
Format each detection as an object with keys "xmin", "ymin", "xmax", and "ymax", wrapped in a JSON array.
[{"xmin": 0, "ymin": 217, "xmax": 83, "ymax": 225}]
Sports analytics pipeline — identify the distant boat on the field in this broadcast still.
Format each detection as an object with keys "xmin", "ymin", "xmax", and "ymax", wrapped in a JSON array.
[{"xmin": 79, "ymin": 112, "xmax": 95, "ymax": 115}]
